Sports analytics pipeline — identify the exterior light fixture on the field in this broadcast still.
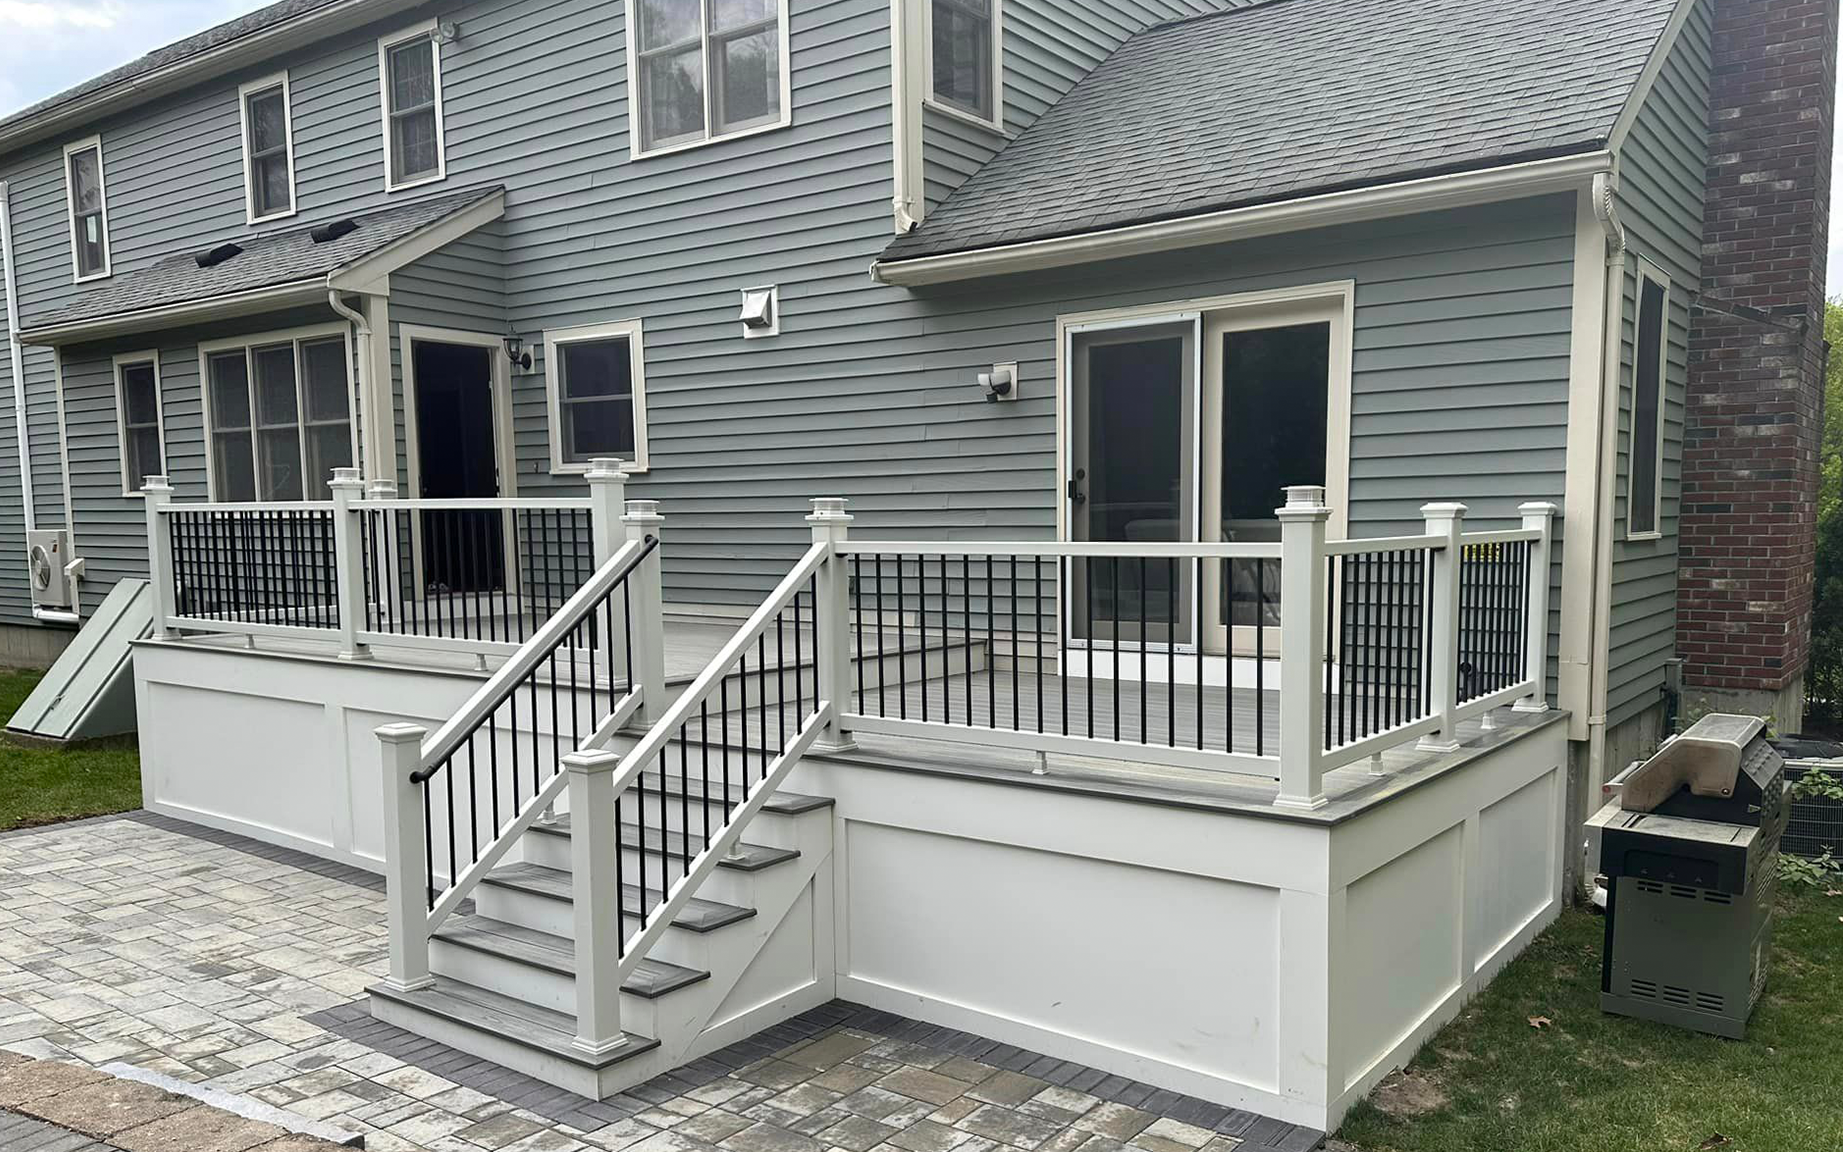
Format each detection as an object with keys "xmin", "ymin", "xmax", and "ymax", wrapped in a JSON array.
[
  {"xmin": 740, "ymin": 285, "xmax": 779, "ymax": 338},
  {"xmin": 437, "ymin": 20, "xmax": 461, "ymax": 44},
  {"xmin": 504, "ymin": 334, "xmax": 532, "ymax": 371},
  {"xmin": 979, "ymin": 363, "xmax": 1018, "ymax": 402}
]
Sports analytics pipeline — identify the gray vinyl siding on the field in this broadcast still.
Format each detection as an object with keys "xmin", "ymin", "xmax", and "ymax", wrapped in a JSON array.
[{"xmin": 1607, "ymin": 0, "xmax": 1710, "ymax": 729}]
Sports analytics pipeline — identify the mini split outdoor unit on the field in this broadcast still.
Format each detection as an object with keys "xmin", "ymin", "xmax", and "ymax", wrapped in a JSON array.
[{"xmin": 27, "ymin": 530, "xmax": 73, "ymax": 609}]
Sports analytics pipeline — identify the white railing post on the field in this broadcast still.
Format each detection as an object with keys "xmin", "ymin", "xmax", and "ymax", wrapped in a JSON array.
[
  {"xmin": 330, "ymin": 467, "xmax": 371, "ymax": 661},
  {"xmin": 142, "ymin": 476, "xmax": 177, "ymax": 640},
  {"xmin": 377, "ymin": 722, "xmax": 433, "ymax": 992},
  {"xmin": 586, "ymin": 458, "xmax": 629, "ymax": 565},
  {"xmin": 1514, "ymin": 501, "xmax": 1558, "ymax": 713},
  {"xmin": 1418, "ymin": 501, "xmax": 1468, "ymax": 752},
  {"xmin": 563, "ymin": 748, "xmax": 626, "ymax": 1056},
  {"xmin": 623, "ymin": 500, "xmax": 666, "ymax": 725},
  {"xmin": 808, "ymin": 498, "xmax": 856, "ymax": 753},
  {"xmin": 1275, "ymin": 486, "xmax": 1330, "ymax": 810}
]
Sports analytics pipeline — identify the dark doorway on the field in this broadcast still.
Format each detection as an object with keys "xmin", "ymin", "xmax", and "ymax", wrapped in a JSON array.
[{"xmin": 412, "ymin": 341, "xmax": 503, "ymax": 594}]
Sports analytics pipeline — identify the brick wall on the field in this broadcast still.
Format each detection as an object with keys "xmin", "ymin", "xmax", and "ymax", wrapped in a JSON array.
[{"xmin": 1678, "ymin": 0, "xmax": 1837, "ymax": 698}]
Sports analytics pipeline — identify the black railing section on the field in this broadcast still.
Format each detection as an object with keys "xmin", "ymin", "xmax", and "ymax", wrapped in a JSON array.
[
  {"xmin": 1323, "ymin": 548, "xmax": 1432, "ymax": 751},
  {"xmin": 613, "ymin": 572, "xmax": 822, "ymax": 957},
  {"xmin": 165, "ymin": 507, "xmax": 339, "ymax": 629},
  {"xmin": 411, "ymin": 535, "xmax": 656, "ymax": 911},
  {"xmin": 1456, "ymin": 539, "xmax": 1532, "ymax": 703},
  {"xmin": 361, "ymin": 505, "xmax": 593, "ymax": 645},
  {"xmin": 846, "ymin": 553, "xmax": 1277, "ymax": 756}
]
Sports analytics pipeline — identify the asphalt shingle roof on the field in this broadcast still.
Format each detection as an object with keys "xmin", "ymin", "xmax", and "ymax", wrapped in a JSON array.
[
  {"xmin": 22, "ymin": 186, "xmax": 504, "ymax": 335},
  {"xmin": 881, "ymin": 0, "xmax": 1680, "ymax": 264}
]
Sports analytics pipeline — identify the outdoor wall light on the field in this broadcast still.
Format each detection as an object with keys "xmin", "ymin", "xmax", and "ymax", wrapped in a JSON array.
[
  {"xmin": 979, "ymin": 363, "xmax": 1018, "ymax": 402},
  {"xmin": 504, "ymin": 334, "xmax": 532, "ymax": 371}
]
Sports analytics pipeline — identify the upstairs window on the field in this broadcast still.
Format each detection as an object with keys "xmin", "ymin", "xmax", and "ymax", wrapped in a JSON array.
[
  {"xmin": 630, "ymin": 0, "xmax": 789, "ymax": 155},
  {"xmin": 545, "ymin": 319, "xmax": 651, "ymax": 473},
  {"xmin": 63, "ymin": 137, "xmax": 110, "ymax": 281},
  {"xmin": 115, "ymin": 355, "xmax": 165, "ymax": 495},
  {"xmin": 1628, "ymin": 268, "xmax": 1668, "ymax": 539},
  {"xmin": 930, "ymin": 0, "xmax": 999, "ymax": 124},
  {"xmin": 203, "ymin": 329, "xmax": 355, "ymax": 501},
  {"xmin": 241, "ymin": 74, "xmax": 297, "ymax": 222},
  {"xmin": 379, "ymin": 25, "xmax": 445, "ymax": 189}
]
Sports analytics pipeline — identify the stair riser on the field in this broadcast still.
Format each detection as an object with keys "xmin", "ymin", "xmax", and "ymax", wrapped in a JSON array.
[
  {"xmin": 368, "ymin": 995, "xmax": 617, "ymax": 1099},
  {"xmin": 427, "ymin": 938, "xmax": 660, "ymax": 1036},
  {"xmin": 519, "ymin": 842, "xmax": 760, "ymax": 909},
  {"xmin": 473, "ymin": 884, "xmax": 714, "ymax": 971}
]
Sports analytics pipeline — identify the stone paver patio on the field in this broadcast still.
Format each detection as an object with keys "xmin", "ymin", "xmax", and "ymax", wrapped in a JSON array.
[{"xmin": 0, "ymin": 814, "xmax": 1320, "ymax": 1152}]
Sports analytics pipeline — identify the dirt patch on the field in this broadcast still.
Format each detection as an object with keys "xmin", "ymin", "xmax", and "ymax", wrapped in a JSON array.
[{"xmin": 1369, "ymin": 1069, "xmax": 1450, "ymax": 1118}]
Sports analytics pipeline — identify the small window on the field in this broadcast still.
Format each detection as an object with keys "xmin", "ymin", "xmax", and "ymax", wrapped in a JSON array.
[
  {"xmin": 930, "ymin": 0, "xmax": 999, "ymax": 124},
  {"xmin": 204, "ymin": 331, "xmax": 355, "ymax": 500},
  {"xmin": 379, "ymin": 25, "xmax": 445, "ymax": 189},
  {"xmin": 545, "ymin": 319, "xmax": 650, "ymax": 472},
  {"xmin": 115, "ymin": 355, "xmax": 164, "ymax": 495},
  {"xmin": 63, "ymin": 137, "xmax": 110, "ymax": 281},
  {"xmin": 630, "ymin": 0, "xmax": 789, "ymax": 155},
  {"xmin": 241, "ymin": 75, "xmax": 296, "ymax": 222},
  {"xmin": 1628, "ymin": 270, "xmax": 1668, "ymax": 538}
]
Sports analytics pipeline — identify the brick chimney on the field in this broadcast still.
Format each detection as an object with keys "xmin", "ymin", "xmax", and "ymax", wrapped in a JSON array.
[{"xmin": 1677, "ymin": 0, "xmax": 1837, "ymax": 730}]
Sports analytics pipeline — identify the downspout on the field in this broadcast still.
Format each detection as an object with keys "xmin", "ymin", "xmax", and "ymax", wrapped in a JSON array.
[
  {"xmin": 0, "ymin": 181, "xmax": 34, "ymax": 535},
  {"xmin": 888, "ymin": 0, "xmax": 923, "ymax": 233},
  {"xmin": 1587, "ymin": 170, "xmax": 1628, "ymax": 797},
  {"xmin": 327, "ymin": 289, "xmax": 373, "ymax": 480}
]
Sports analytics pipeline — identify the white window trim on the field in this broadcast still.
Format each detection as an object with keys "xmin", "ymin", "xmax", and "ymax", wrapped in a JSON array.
[
  {"xmin": 114, "ymin": 351, "xmax": 166, "ymax": 498},
  {"xmin": 239, "ymin": 71, "xmax": 299, "ymax": 225},
  {"xmin": 62, "ymin": 135, "xmax": 111, "ymax": 283},
  {"xmin": 377, "ymin": 20, "xmax": 448, "ymax": 193},
  {"xmin": 1626, "ymin": 257, "xmax": 1669, "ymax": 542},
  {"xmin": 544, "ymin": 317, "xmax": 651, "ymax": 475},
  {"xmin": 923, "ymin": 0, "xmax": 1004, "ymax": 132},
  {"xmin": 197, "ymin": 322, "xmax": 358, "ymax": 501},
  {"xmin": 624, "ymin": 0, "xmax": 794, "ymax": 160}
]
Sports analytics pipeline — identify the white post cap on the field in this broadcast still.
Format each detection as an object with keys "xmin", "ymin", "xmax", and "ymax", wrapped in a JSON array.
[
  {"xmin": 808, "ymin": 497, "xmax": 852, "ymax": 521},
  {"xmin": 622, "ymin": 499, "xmax": 663, "ymax": 522},
  {"xmin": 330, "ymin": 466, "xmax": 365, "ymax": 488},
  {"xmin": 140, "ymin": 475, "xmax": 172, "ymax": 494},
  {"xmin": 587, "ymin": 458, "xmax": 629, "ymax": 480}
]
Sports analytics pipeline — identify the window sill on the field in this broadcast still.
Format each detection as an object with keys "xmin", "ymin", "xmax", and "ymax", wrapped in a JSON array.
[
  {"xmin": 923, "ymin": 97, "xmax": 1006, "ymax": 136},
  {"xmin": 73, "ymin": 269, "xmax": 112, "ymax": 285},
  {"xmin": 1624, "ymin": 531, "xmax": 1663, "ymax": 543},
  {"xmin": 630, "ymin": 116, "xmax": 793, "ymax": 161},
  {"xmin": 385, "ymin": 169, "xmax": 447, "ymax": 194},
  {"xmin": 249, "ymin": 206, "xmax": 299, "ymax": 227}
]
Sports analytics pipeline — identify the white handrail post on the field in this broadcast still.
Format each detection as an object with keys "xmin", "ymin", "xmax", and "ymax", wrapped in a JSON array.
[
  {"xmin": 564, "ymin": 749, "xmax": 627, "ymax": 1056},
  {"xmin": 378, "ymin": 722, "xmax": 433, "ymax": 992},
  {"xmin": 624, "ymin": 500, "xmax": 666, "ymax": 725},
  {"xmin": 808, "ymin": 498, "xmax": 857, "ymax": 753},
  {"xmin": 142, "ymin": 476, "xmax": 177, "ymax": 640},
  {"xmin": 1418, "ymin": 501, "xmax": 1468, "ymax": 752},
  {"xmin": 330, "ymin": 467, "xmax": 371, "ymax": 661},
  {"xmin": 1514, "ymin": 501, "xmax": 1558, "ymax": 713},
  {"xmin": 1275, "ymin": 486, "xmax": 1330, "ymax": 810},
  {"xmin": 586, "ymin": 458, "xmax": 629, "ymax": 565}
]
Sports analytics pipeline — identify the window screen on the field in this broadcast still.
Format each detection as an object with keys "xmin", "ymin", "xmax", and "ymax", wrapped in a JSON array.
[
  {"xmin": 1630, "ymin": 276, "xmax": 1666, "ymax": 537},
  {"xmin": 932, "ymin": 0, "xmax": 994, "ymax": 121},
  {"xmin": 557, "ymin": 337, "xmax": 637, "ymax": 463}
]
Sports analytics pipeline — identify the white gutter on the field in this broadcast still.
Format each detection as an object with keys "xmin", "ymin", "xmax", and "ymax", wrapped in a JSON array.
[
  {"xmin": 1587, "ymin": 170, "xmax": 1628, "ymax": 796},
  {"xmin": 871, "ymin": 150, "xmax": 1615, "ymax": 285},
  {"xmin": 0, "ymin": 180, "xmax": 32, "ymax": 534},
  {"xmin": 325, "ymin": 289, "xmax": 375, "ymax": 483}
]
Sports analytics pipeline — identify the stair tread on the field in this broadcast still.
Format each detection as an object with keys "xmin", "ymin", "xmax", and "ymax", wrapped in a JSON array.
[
  {"xmin": 621, "ymin": 771, "xmax": 836, "ymax": 816},
  {"xmin": 526, "ymin": 816, "xmax": 800, "ymax": 872},
  {"xmin": 433, "ymin": 915, "xmax": 710, "ymax": 999},
  {"xmin": 482, "ymin": 862, "xmax": 756, "ymax": 932},
  {"xmin": 369, "ymin": 976, "xmax": 658, "ymax": 1069}
]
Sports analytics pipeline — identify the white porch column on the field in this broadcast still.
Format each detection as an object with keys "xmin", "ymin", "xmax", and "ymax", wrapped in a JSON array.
[
  {"xmin": 808, "ymin": 498, "xmax": 856, "ymax": 753},
  {"xmin": 586, "ymin": 458, "xmax": 629, "ymax": 566},
  {"xmin": 1418, "ymin": 502, "xmax": 1468, "ymax": 752},
  {"xmin": 624, "ymin": 500, "xmax": 666, "ymax": 725},
  {"xmin": 564, "ymin": 748, "xmax": 627, "ymax": 1055},
  {"xmin": 1275, "ymin": 486, "xmax": 1329, "ymax": 810},
  {"xmin": 141, "ymin": 476, "xmax": 177, "ymax": 641},
  {"xmin": 377, "ymin": 722, "xmax": 433, "ymax": 992},
  {"xmin": 1514, "ymin": 502, "xmax": 1558, "ymax": 713},
  {"xmin": 330, "ymin": 467, "xmax": 371, "ymax": 661}
]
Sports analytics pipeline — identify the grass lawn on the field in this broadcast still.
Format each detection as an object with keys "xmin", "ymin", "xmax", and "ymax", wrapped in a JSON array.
[
  {"xmin": 0, "ymin": 668, "xmax": 142, "ymax": 832},
  {"xmin": 1335, "ymin": 889, "xmax": 1843, "ymax": 1152}
]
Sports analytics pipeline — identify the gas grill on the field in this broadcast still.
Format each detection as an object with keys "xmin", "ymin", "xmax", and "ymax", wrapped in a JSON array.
[{"xmin": 1587, "ymin": 713, "xmax": 1785, "ymax": 1039}]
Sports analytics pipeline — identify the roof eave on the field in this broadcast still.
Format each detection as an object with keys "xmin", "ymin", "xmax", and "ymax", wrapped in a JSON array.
[
  {"xmin": 0, "ymin": 0, "xmax": 426, "ymax": 158},
  {"xmin": 871, "ymin": 150, "xmax": 1617, "ymax": 288}
]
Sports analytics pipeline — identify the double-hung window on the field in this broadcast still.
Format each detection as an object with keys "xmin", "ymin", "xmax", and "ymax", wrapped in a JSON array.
[
  {"xmin": 379, "ymin": 25, "xmax": 445, "ymax": 189},
  {"xmin": 63, "ymin": 137, "xmax": 110, "ymax": 281},
  {"xmin": 545, "ymin": 319, "xmax": 651, "ymax": 473},
  {"xmin": 930, "ymin": 0, "xmax": 999, "ymax": 125},
  {"xmin": 1628, "ymin": 265, "xmax": 1669, "ymax": 539},
  {"xmin": 115, "ymin": 355, "xmax": 164, "ymax": 495},
  {"xmin": 630, "ymin": 0, "xmax": 790, "ymax": 155},
  {"xmin": 241, "ymin": 74, "xmax": 296, "ymax": 222},
  {"xmin": 203, "ymin": 330, "xmax": 356, "ymax": 501}
]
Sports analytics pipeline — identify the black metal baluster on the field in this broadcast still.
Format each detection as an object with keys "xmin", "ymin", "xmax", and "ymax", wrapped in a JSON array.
[
  {"xmin": 875, "ymin": 555, "xmax": 887, "ymax": 718},
  {"xmin": 1038, "ymin": 556, "xmax": 1047, "ymax": 738},
  {"xmin": 895, "ymin": 556, "xmax": 906, "ymax": 720},
  {"xmin": 963, "ymin": 554, "xmax": 973, "ymax": 726},
  {"xmin": 987, "ymin": 555, "xmax": 996, "ymax": 729},
  {"xmin": 1167, "ymin": 556, "xmax": 1176, "ymax": 746},
  {"xmin": 919, "ymin": 556, "xmax": 929, "ymax": 723}
]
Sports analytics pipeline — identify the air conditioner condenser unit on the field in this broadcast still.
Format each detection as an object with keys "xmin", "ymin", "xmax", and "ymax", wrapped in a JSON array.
[{"xmin": 27, "ymin": 530, "xmax": 74, "ymax": 609}]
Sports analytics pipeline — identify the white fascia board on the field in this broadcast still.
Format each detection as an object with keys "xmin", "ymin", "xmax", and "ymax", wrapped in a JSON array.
[{"xmin": 871, "ymin": 150, "xmax": 1616, "ymax": 286}]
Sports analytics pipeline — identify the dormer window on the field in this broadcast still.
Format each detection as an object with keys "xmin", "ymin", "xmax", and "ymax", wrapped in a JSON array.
[
  {"xmin": 929, "ymin": 0, "xmax": 1001, "ymax": 126},
  {"xmin": 628, "ymin": 0, "xmax": 790, "ymax": 157},
  {"xmin": 63, "ymin": 136, "xmax": 110, "ymax": 281},
  {"xmin": 379, "ymin": 24, "xmax": 446, "ymax": 190},
  {"xmin": 241, "ymin": 74, "xmax": 296, "ymax": 223}
]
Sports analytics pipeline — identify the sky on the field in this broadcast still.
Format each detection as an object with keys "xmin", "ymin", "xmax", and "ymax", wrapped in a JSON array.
[{"xmin": 1, "ymin": 1, "xmax": 1841, "ymax": 297}]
